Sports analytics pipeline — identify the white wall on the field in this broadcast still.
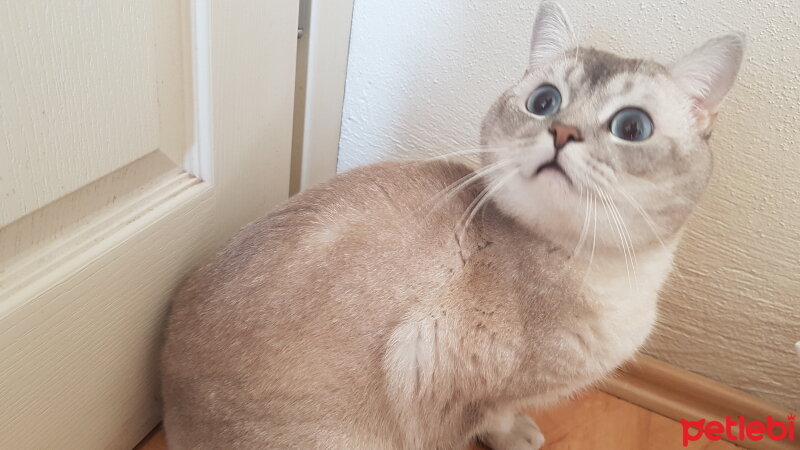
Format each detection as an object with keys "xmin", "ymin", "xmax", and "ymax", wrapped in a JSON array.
[{"xmin": 339, "ymin": 0, "xmax": 800, "ymax": 410}]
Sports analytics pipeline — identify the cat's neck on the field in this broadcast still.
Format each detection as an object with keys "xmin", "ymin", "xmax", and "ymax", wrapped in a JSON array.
[
  {"xmin": 474, "ymin": 201, "xmax": 680, "ymax": 300},
  {"xmin": 580, "ymin": 240, "xmax": 679, "ymax": 305}
]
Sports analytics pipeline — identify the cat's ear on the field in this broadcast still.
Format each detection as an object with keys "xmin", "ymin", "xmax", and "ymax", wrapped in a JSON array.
[
  {"xmin": 670, "ymin": 34, "xmax": 745, "ymax": 124},
  {"xmin": 529, "ymin": 2, "xmax": 576, "ymax": 69}
]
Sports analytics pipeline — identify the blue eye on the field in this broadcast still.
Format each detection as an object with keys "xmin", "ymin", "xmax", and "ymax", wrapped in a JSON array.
[
  {"xmin": 610, "ymin": 108, "xmax": 654, "ymax": 141},
  {"xmin": 526, "ymin": 85, "xmax": 561, "ymax": 116}
]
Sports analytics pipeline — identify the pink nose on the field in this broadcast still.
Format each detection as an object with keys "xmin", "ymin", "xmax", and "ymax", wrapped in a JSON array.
[{"xmin": 548, "ymin": 123, "xmax": 583, "ymax": 150}]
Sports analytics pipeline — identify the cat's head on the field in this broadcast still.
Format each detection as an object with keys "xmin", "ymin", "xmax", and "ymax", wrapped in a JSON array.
[{"xmin": 481, "ymin": 1, "xmax": 743, "ymax": 255}]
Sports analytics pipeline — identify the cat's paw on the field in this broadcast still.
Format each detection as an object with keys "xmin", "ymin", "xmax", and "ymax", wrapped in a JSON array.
[{"xmin": 479, "ymin": 414, "xmax": 545, "ymax": 450}]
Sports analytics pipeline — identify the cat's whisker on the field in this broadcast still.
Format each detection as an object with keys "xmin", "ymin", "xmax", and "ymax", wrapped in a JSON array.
[
  {"xmin": 454, "ymin": 183, "xmax": 493, "ymax": 246},
  {"xmin": 590, "ymin": 194, "xmax": 598, "ymax": 267},
  {"xmin": 424, "ymin": 159, "xmax": 514, "ymax": 214},
  {"xmin": 457, "ymin": 169, "xmax": 518, "ymax": 245},
  {"xmin": 605, "ymin": 179, "xmax": 694, "ymax": 290},
  {"xmin": 581, "ymin": 194, "xmax": 599, "ymax": 288},
  {"xmin": 432, "ymin": 160, "xmax": 512, "ymax": 208},
  {"xmin": 424, "ymin": 139, "xmax": 535, "ymax": 163},
  {"xmin": 603, "ymin": 190, "xmax": 636, "ymax": 287},
  {"xmin": 594, "ymin": 185, "xmax": 636, "ymax": 292},
  {"xmin": 613, "ymin": 185, "xmax": 667, "ymax": 248},
  {"xmin": 629, "ymin": 177, "xmax": 694, "ymax": 205},
  {"xmin": 587, "ymin": 170, "xmax": 612, "ymax": 191},
  {"xmin": 604, "ymin": 190, "xmax": 640, "ymax": 292},
  {"xmin": 571, "ymin": 184, "xmax": 585, "ymax": 256},
  {"xmin": 597, "ymin": 190, "xmax": 630, "ymax": 287},
  {"xmin": 612, "ymin": 185, "xmax": 692, "ymax": 286},
  {"xmin": 427, "ymin": 147, "xmax": 512, "ymax": 162},
  {"xmin": 573, "ymin": 184, "xmax": 592, "ymax": 258},
  {"xmin": 430, "ymin": 159, "xmax": 509, "ymax": 201},
  {"xmin": 603, "ymin": 189, "xmax": 638, "ymax": 292}
]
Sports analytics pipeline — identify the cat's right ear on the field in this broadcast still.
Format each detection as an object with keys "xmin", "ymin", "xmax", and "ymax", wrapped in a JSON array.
[
  {"xmin": 529, "ymin": 2, "xmax": 576, "ymax": 70},
  {"xmin": 670, "ymin": 34, "xmax": 745, "ymax": 130}
]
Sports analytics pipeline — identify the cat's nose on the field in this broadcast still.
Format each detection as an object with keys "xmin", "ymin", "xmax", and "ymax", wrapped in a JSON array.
[{"xmin": 548, "ymin": 123, "xmax": 583, "ymax": 151}]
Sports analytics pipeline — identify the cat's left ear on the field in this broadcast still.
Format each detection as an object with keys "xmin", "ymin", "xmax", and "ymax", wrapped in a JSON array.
[
  {"xmin": 529, "ymin": 2, "xmax": 576, "ymax": 69},
  {"xmin": 670, "ymin": 34, "xmax": 745, "ymax": 128}
]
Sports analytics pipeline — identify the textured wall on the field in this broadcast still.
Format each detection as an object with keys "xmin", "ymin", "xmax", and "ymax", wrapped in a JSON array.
[{"xmin": 339, "ymin": 0, "xmax": 800, "ymax": 410}]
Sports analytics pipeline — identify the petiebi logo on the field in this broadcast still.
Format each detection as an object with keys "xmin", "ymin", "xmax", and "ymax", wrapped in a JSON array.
[{"xmin": 681, "ymin": 414, "xmax": 796, "ymax": 446}]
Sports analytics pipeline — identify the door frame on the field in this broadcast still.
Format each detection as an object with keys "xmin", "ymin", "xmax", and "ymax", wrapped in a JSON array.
[{"xmin": 291, "ymin": 0, "xmax": 355, "ymax": 192}]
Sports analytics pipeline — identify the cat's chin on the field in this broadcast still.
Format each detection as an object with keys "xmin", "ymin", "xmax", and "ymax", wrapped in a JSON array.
[{"xmin": 491, "ymin": 171, "xmax": 584, "ymax": 247}]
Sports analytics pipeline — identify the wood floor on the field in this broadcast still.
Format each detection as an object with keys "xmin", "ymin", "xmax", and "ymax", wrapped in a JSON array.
[{"xmin": 136, "ymin": 390, "xmax": 739, "ymax": 450}]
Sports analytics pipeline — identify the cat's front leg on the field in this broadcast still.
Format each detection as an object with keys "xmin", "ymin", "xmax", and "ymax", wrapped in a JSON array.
[{"xmin": 478, "ymin": 410, "xmax": 545, "ymax": 450}]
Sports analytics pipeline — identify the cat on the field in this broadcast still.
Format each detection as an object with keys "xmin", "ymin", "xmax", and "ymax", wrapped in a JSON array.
[{"xmin": 161, "ymin": 2, "xmax": 744, "ymax": 449}]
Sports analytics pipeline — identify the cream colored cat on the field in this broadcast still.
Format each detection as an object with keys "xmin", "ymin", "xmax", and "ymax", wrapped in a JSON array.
[{"xmin": 161, "ymin": 2, "xmax": 744, "ymax": 449}]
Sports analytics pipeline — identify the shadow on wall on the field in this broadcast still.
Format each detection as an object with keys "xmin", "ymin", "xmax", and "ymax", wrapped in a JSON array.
[{"xmin": 338, "ymin": 0, "xmax": 800, "ymax": 411}]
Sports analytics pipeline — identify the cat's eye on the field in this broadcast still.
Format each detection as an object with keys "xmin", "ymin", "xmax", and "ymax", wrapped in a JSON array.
[
  {"xmin": 526, "ymin": 85, "xmax": 561, "ymax": 117},
  {"xmin": 610, "ymin": 108, "xmax": 654, "ymax": 141}
]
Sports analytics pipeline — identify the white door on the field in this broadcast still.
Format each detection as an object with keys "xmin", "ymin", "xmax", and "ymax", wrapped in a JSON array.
[{"xmin": 0, "ymin": 1, "xmax": 299, "ymax": 448}]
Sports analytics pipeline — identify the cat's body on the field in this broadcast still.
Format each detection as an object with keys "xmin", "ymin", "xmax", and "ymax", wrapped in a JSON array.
[
  {"xmin": 162, "ymin": 3, "xmax": 743, "ymax": 449},
  {"xmin": 162, "ymin": 160, "xmax": 670, "ymax": 449}
]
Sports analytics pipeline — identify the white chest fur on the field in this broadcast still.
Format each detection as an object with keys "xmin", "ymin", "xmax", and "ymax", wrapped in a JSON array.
[{"xmin": 574, "ymin": 245, "xmax": 677, "ymax": 376}]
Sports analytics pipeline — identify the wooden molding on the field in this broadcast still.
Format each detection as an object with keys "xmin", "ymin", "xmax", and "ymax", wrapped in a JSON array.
[{"xmin": 600, "ymin": 354, "xmax": 798, "ymax": 450}]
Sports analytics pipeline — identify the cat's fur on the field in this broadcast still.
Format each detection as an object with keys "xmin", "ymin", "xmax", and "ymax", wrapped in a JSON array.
[{"xmin": 161, "ymin": 3, "xmax": 743, "ymax": 449}]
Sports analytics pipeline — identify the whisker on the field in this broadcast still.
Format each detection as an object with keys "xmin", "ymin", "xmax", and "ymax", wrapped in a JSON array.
[
  {"xmin": 609, "ymin": 195, "xmax": 639, "ymax": 290},
  {"xmin": 600, "ymin": 194, "xmax": 633, "ymax": 287},
  {"xmin": 628, "ymin": 177, "xmax": 694, "ymax": 205},
  {"xmin": 613, "ymin": 185, "xmax": 667, "ymax": 248},
  {"xmin": 581, "ymin": 194, "xmax": 599, "ymax": 288},
  {"xmin": 598, "ymin": 186, "xmax": 639, "ymax": 292},
  {"xmin": 612, "ymin": 185, "xmax": 691, "ymax": 285},
  {"xmin": 590, "ymin": 195, "xmax": 597, "ymax": 268},
  {"xmin": 424, "ymin": 159, "xmax": 514, "ymax": 214},
  {"xmin": 427, "ymin": 147, "xmax": 511, "ymax": 161},
  {"xmin": 573, "ymin": 185, "xmax": 592, "ymax": 258},
  {"xmin": 457, "ymin": 169, "xmax": 518, "ymax": 245},
  {"xmin": 454, "ymin": 182, "xmax": 494, "ymax": 246},
  {"xmin": 595, "ymin": 185, "xmax": 634, "ymax": 291},
  {"xmin": 423, "ymin": 140, "xmax": 534, "ymax": 164},
  {"xmin": 459, "ymin": 171, "xmax": 517, "ymax": 240}
]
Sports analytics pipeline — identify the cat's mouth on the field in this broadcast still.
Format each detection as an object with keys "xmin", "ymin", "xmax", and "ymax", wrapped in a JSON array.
[{"xmin": 535, "ymin": 159, "xmax": 572, "ymax": 185}]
